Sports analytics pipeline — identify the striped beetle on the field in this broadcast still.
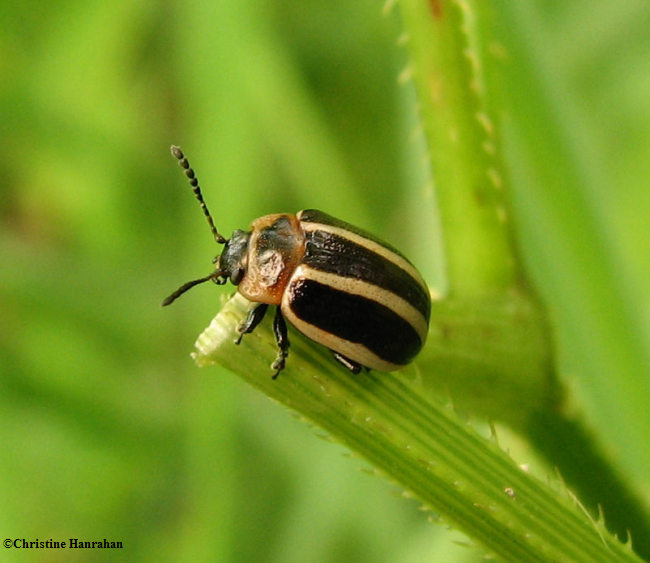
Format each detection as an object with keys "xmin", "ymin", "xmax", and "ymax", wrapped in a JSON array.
[{"xmin": 163, "ymin": 146, "xmax": 430, "ymax": 378}]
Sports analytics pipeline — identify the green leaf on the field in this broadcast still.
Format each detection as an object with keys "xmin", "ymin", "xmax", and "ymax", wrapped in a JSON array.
[{"xmin": 193, "ymin": 294, "xmax": 638, "ymax": 562}]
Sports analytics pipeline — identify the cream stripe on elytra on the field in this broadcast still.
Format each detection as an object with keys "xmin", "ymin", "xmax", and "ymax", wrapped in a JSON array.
[
  {"xmin": 292, "ymin": 266, "xmax": 428, "ymax": 342},
  {"xmin": 299, "ymin": 220, "xmax": 427, "ymax": 291}
]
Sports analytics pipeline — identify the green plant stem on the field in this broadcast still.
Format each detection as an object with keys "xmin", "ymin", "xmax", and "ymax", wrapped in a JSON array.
[
  {"xmin": 399, "ymin": 0, "xmax": 518, "ymax": 297},
  {"xmin": 193, "ymin": 294, "xmax": 638, "ymax": 562}
]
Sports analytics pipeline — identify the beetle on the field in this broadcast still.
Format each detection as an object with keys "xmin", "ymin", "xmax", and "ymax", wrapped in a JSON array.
[{"xmin": 163, "ymin": 145, "xmax": 430, "ymax": 378}]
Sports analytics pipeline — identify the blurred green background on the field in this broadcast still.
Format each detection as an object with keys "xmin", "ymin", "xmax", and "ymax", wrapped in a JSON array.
[{"xmin": 1, "ymin": 1, "xmax": 650, "ymax": 561}]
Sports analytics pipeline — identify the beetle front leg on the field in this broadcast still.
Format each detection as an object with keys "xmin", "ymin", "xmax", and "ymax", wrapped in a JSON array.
[
  {"xmin": 271, "ymin": 307, "xmax": 290, "ymax": 379},
  {"xmin": 235, "ymin": 303, "xmax": 269, "ymax": 344}
]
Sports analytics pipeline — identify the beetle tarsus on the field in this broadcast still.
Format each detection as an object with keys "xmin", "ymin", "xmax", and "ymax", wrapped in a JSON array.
[
  {"xmin": 271, "ymin": 358, "xmax": 285, "ymax": 379},
  {"xmin": 271, "ymin": 308, "xmax": 290, "ymax": 378}
]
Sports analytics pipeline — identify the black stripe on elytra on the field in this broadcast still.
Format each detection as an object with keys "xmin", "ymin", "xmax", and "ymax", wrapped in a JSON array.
[
  {"xmin": 287, "ymin": 278, "xmax": 423, "ymax": 366},
  {"xmin": 302, "ymin": 228, "xmax": 430, "ymax": 321},
  {"xmin": 300, "ymin": 209, "xmax": 408, "ymax": 258}
]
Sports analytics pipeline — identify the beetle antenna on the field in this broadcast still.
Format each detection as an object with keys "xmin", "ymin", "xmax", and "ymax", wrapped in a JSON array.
[
  {"xmin": 162, "ymin": 272, "xmax": 222, "ymax": 307},
  {"xmin": 170, "ymin": 145, "xmax": 227, "ymax": 244}
]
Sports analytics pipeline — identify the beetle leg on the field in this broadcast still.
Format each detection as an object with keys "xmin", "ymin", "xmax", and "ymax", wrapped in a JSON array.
[
  {"xmin": 331, "ymin": 351, "xmax": 363, "ymax": 374},
  {"xmin": 235, "ymin": 303, "xmax": 269, "ymax": 344},
  {"xmin": 271, "ymin": 307, "xmax": 290, "ymax": 379}
]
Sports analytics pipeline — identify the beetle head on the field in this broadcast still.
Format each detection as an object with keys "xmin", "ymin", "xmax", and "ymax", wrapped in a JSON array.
[{"xmin": 217, "ymin": 229, "xmax": 250, "ymax": 285}]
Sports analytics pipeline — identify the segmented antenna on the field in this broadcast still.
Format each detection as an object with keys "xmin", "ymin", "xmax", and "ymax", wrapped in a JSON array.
[
  {"xmin": 161, "ymin": 273, "xmax": 216, "ymax": 307},
  {"xmin": 170, "ymin": 145, "xmax": 227, "ymax": 244}
]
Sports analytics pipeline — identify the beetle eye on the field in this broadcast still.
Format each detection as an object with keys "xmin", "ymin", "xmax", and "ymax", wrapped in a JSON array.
[{"xmin": 230, "ymin": 268, "xmax": 245, "ymax": 285}]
